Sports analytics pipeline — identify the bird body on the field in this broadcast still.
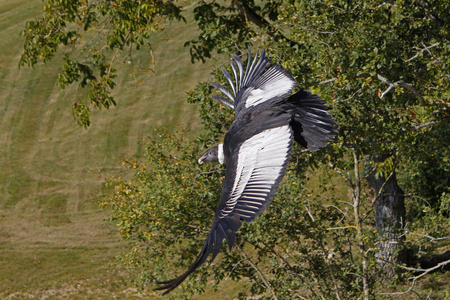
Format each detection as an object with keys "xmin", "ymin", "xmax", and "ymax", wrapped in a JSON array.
[{"xmin": 156, "ymin": 48, "xmax": 337, "ymax": 294}]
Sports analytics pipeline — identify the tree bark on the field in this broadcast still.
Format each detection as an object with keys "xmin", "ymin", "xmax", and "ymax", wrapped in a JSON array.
[{"xmin": 364, "ymin": 155, "xmax": 406, "ymax": 277}]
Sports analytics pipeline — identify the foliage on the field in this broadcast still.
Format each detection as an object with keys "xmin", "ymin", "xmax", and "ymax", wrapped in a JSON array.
[
  {"xmin": 102, "ymin": 127, "xmax": 222, "ymax": 296},
  {"xmin": 106, "ymin": 0, "xmax": 450, "ymax": 297},
  {"xmin": 103, "ymin": 126, "xmax": 378, "ymax": 299},
  {"xmin": 184, "ymin": 0, "xmax": 272, "ymax": 62},
  {"xmin": 23, "ymin": 0, "xmax": 450, "ymax": 298},
  {"xmin": 20, "ymin": 0, "xmax": 184, "ymax": 126},
  {"xmin": 401, "ymin": 122, "xmax": 450, "ymax": 211}
]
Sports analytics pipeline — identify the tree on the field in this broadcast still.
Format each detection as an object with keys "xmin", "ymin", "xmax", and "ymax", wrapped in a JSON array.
[
  {"xmin": 20, "ymin": 0, "xmax": 184, "ymax": 127},
  {"xmin": 23, "ymin": 0, "xmax": 450, "ymax": 298},
  {"xmin": 185, "ymin": 0, "xmax": 450, "ymax": 279}
]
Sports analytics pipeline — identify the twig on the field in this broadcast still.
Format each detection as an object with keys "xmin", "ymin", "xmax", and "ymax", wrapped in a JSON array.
[
  {"xmin": 406, "ymin": 43, "xmax": 439, "ymax": 62},
  {"xmin": 292, "ymin": 149, "xmax": 310, "ymax": 155},
  {"xmin": 235, "ymin": 244, "xmax": 278, "ymax": 300},
  {"xmin": 380, "ymin": 280, "xmax": 416, "ymax": 296},
  {"xmin": 324, "ymin": 204, "xmax": 349, "ymax": 224},
  {"xmin": 377, "ymin": 2, "xmax": 390, "ymax": 9},
  {"xmin": 328, "ymin": 162, "xmax": 354, "ymax": 189},
  {"xmin": 421, "ymin": 42, "xmax": 450, "ymax": 78},
  {"xmin": 220, "ymin": 258, "xmax": 245, "ymax": 289},
  {"xmin": 408, "ymin": 232, "xmax": 450, "ymax": 243},
  {"xmin": 411, "ymin": 259, "xmax": 450, "ymax": 280},
  {"xmin": 341, "ymin": 88, "xmax": 362, "ymax": 102},
  {"xmin": 327, "ymin": 225, "xmax": 357, "ymax": 231},
  {"xmin": 412, "ymin": 120, "xmax": 439, "ymax": 131},
  {"xmin": 308, "ymin": 78, "xmax": 337, "ymax": 86},
  {"xmin": 379, "ymin": 257, "xmax": 450, "ymax": 297},
  {"xmin": 376, "ymin": 74, "xmax": 425, "ymax": 105}
]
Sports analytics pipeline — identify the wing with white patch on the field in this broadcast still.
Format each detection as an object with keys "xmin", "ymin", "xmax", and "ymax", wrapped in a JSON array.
[
  {"xmin": 216, "ymin": 125, "xmax": 293, "ymax": 222},
  {"xmin": 239, "ymin": 64, "xmax": 296, "ymax": 111},
  {"xmin": 155, "ymin": 126, "xmax": 293, "ymax": 294},
  {"xmin": 211, "ymin": 48, "xmax": 297, "ymax": 114}
]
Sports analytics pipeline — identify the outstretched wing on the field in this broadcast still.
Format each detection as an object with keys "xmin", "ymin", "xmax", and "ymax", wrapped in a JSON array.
[
  {"xmin": 215, "ymin": 125, "xmax": 293, "ymax": 222},
  {"xmin": 211, "ymin": 47, "xmax": 296, "ymax": 114},
  {"xmin": 155, "ymin": 125, "xmax": 293, "ymax": 294},
  {"xmin": 287, "ymin": 89, "xmax": 339, "ymax": 151}
]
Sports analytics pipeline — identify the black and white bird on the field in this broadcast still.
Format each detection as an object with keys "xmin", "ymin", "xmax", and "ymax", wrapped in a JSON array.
[{"xmin": 155, "ymin": 48, "xmax": 337, "ymax": 294}]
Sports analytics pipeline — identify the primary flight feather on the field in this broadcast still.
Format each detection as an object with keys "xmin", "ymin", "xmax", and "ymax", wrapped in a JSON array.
[{"xmin": 155, "ymin": 48, "xmax": 338, "ymax": 294}]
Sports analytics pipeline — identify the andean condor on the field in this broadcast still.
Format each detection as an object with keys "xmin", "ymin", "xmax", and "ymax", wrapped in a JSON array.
[{"xmin": 155, "ymin": 48, "xmax": 338, "ymax": 294}]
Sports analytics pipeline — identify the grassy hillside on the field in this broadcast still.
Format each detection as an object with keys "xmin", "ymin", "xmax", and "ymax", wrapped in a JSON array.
[{"xmin": 0, "ymin": 0, "xmax": 213, "ymax": 297}]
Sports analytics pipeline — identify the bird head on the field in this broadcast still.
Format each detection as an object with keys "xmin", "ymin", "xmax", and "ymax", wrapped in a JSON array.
[{"xmin": 198, "ymin": 144, "xmax": 224, "ymax": 165}]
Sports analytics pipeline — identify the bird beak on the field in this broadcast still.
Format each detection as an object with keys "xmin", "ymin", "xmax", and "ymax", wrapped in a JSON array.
[{"xmin": 198, "ymin": 155, "xmax": 205, "ymax": 164}]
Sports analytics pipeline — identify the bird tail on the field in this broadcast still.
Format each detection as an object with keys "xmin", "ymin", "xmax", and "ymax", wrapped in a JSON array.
[
  {"xmin": 154, "ymin": 215, "xmax": 242, "ymax": 294},
  {"xmin": 286, "ymin": 89, "xmax": 338, "ymax": 151}
]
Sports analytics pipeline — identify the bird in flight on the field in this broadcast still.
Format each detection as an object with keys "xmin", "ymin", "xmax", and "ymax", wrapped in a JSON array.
[{"xmin": 155, "ymin": 47, "xmax": 337, "ymax": 294}]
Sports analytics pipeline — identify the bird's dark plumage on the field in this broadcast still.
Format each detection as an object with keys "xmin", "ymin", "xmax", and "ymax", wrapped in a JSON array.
[{"xmin": 155, "ymin": 47, "xmax": 337, "ymax": 294}]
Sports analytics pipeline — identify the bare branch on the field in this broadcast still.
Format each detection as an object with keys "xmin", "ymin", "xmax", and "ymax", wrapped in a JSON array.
[
  {"xmin": 292, "ymin": 149, "xmax": 310, "ymax": 156},
  {"xmin": 421, "ymin": 42, "xmax": 450, "ymax": 79},
  {"xmin": 412, "ymin": 120, "xmax": 439, "ymax": 131},
  {"xmin": 379, "ymin": 251, "xmax": 450, "ymax": 297},
  {"xmin": 376, "ymin": 74, "xmax": 425, "ymax": 106},
  {"xmin": 380, "ymin": 84, "xmax": 395, "ymax": 99},
  {"xmin": 411, "ymin": 258, "xmax": 450, "ymax": 281},
  {"xmin": 308, "ymin": 77, "xmax": 337, "ymax": 86},
  {"xmin": 327, "ymin": 225, "xmax": 357, "ymax": 231},
  {"xmin": 341, "ymin": 88, "xmax": 362, "ymax": 102},
  {"xmin": 221, "ymin": 258, "xmax": 245, "ymax": 288},
  {"xmin": 406, "ymin": 43, "xmax": 439, "ymax": 62},
  {"xmin": 380, "ymin": 280, "xmax": 417, "ymax": 296},
  {"xmin": 409, "ymin": 232, "xmax": 450, "ymax": 243},
  {"xmin": 432, "ymin": 105, "xmax": 449, "ymax": 115},
  {"xmin": 377, "ymin": 2, "xmax": 390, "ymax": 9},
  {"xmin": 313, "ymin": 37, "xmax": 332, "ymax": 49}
]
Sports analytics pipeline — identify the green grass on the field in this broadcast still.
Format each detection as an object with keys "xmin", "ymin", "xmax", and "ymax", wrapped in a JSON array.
[{"xmin": 0, "ymin": 0, "xmax": 216, "ymax": 298}]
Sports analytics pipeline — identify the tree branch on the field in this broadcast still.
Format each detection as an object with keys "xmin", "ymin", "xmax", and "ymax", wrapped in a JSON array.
[
  {"xmin": 411, "ymin": 120, "xmax": 439, "ymax": 131},
  {"xmin": 235, "ymin": 243, "xmax": 278, "ymax": 300},
  {"xmin": 376, "ymin": 74, "xmax": 425, "ymax": 105},
  {"xmin": 308, "ymin": 78, "xmax": 337, "ymax": 86},
  {"xmin": 382, "ymin": 258, "xmax": 450, "ymax": 297},
  {"xmin": 406, "ymin": 43, "xmax": 439, "ymax": 62},
  {"xmin": 234, "ymin": 0, "xmax": 300, "ymax": 48}
]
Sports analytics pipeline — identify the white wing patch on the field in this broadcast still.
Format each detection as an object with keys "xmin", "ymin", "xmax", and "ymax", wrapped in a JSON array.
[
  {"xmin": 243, "ymin": 65, "xmax": 296, "ymax": 109},
  {"xmin": 220, "ymin": 125, "xmax": 292, "ymax": 220}
]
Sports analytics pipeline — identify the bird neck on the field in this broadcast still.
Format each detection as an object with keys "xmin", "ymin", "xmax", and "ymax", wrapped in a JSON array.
[{"xmin": 218, "ymin": 144, "xmax": 224, "ymax": 165}]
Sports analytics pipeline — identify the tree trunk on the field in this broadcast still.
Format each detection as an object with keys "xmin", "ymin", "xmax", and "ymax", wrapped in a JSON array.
[{"xmin": 364, "ymin": 155, "xmax": 406, "ymax": 277}]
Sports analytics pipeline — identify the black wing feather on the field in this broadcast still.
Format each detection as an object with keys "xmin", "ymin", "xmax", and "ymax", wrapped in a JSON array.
[
  {"xmin": 211, "ymin": 48, "xmax": 295, "ymax": 114},
  {"xmin": 286, "ymin": 89, "xmax": 338, "ymax": 151}
]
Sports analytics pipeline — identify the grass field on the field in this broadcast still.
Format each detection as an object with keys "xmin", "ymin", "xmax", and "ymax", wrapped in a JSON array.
[{"xmin": 0, "ymin": 0, "xmax": 215, "ymax": 298}]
